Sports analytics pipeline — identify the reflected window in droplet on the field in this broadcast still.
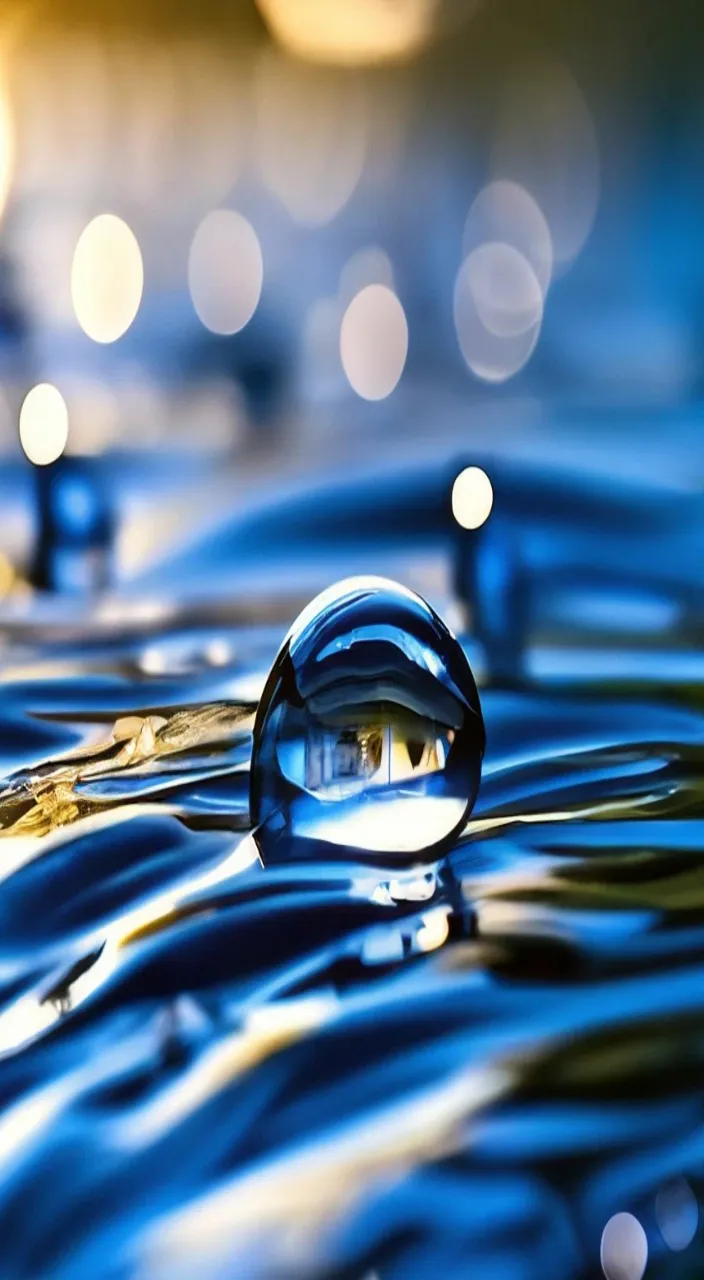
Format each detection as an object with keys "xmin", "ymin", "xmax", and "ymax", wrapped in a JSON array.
[{"xmin": 250, "ymin": 576, "xmax": 485, "ymax": 864}]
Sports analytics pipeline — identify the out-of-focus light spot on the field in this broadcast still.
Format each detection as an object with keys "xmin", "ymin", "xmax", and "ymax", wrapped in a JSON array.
[
  {"xmin": 416, "ymin": 909, "xmax": 450, "ymax": 952},
  {"xmin": 139, "ymin": 646, "xmax": 168, "ymax": 677},
  {"xmin": 255, "ymin": 49, "xmax": 366, "ymax": 226},
  {"xmin": 340, "ymin": 284, "xmax": 408, "ymax": 401},
  {"xmin": 454, "ymin": 248, "xmax": 542, "ymax": 383},
  {"xmin": 451, "ymin": 467, "xmax": 494, "ymax": 530},
  {"xmin": 656, "ymin": 1180, "xmax": 698, "ymax": 1252},
  {"xmin": 492, "ymin": 58, "xmax": 600, "ymax": 269},
  {"xmin": 463, "ymin": 241, "xmax": 543, "ymax": 338},
  {"xmin": 463, "ymin": 180, "xmax": 552, "ymax": 298},
  {"xmin": 189, "ymin": 211, "xmax": 263, "ymax": 336},
  {"xmin": 71, "ymin": 215, "xmax": 143, "ymax": 343},
  {"xmin": 600, "ymin": 1213, "xmax": 648, "ymax": 1280},
  {"xmin": 0, "ymin": 552, "xmax": 14, "ymax": 598},
  {"xmin": 19, "ymin": 384, "xmax": 69, "ymax": 467},
  {"xmin": 339, "ymin": 246, "xmax": 394, "ymax": 306},
  {"xmin": 256, "ymin": 0, "xmax": 443, "ymax": 65},
  {"xmin": 205, "ymin": 638, "xmax": 233, "ymax": 668},
  {"xmin": 0, "ymin": 80, "xmax": 14, "ymax": 224}
]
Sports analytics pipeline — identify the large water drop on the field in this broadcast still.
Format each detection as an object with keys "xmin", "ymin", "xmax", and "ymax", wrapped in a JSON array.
[{"xmin": 250, "ymin": 576, "xmax": 485, "ymax": 865}]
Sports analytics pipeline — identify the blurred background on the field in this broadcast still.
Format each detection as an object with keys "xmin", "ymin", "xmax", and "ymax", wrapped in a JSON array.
[
  {"xmin": 0, "ymin": 0, "xmax": 700, "ymax": 606},
  {"xmin": 0, "ymin": 12, "xmax": 703, "ymax": 1280}
]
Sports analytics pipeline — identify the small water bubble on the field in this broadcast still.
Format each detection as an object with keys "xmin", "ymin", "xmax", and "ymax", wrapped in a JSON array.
[{"xmin": 250, "ymin": 576, "xmax": 485, "ymax": 865}]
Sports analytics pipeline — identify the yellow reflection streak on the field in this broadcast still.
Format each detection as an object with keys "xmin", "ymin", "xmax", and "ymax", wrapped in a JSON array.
[
  {"xmin": 0, "ymin": 827, "xmax": 260, "ymax": 1057},
  {"xmin": 138, "ymin": 1059, "xmax": 510, "ymax": 1279},
  {"xmin": 115, "ymin": 994, "xmax": 337, "ymax": 1151}
]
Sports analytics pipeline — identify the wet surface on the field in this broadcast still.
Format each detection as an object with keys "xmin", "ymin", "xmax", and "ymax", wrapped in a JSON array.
[{"xmin": 0, "ymin": 473, "xmax": 701, "ymax": 1280}]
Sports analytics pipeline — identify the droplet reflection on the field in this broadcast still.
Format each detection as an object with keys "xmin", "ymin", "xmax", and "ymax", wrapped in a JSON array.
[{"xmin": 250, "ymin": 576, "xmax": 485, "ymax": 865}]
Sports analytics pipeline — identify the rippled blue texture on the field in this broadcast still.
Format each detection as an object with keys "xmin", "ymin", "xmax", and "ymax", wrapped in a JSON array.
[{"xmin": 0, "ymin": 459, "xmax": 700, "ymax": 1280}]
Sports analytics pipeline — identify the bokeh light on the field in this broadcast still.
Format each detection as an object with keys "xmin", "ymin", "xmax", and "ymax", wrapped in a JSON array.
[
  {"xmin": 463, "ymin": 180, "xmax": 553, "ymax": 298},
  {"xmin": 340, "ymin": 284, "xmax": 408, "ymax": 400},
  {"xmin": 600, "ymin": 1213, "xmax": 648, "ymax": 1280},
  {"xmin": 256, "ymin": 0, "xmax": 441, "ymax": 66},
  {"xmin": 71, "ymin": 215, "xmax": 144, "ymax": 343},
  {"xmin": 492, "ymin": 58, "xmax": 600, "ymax": 269},
  {"xmin": 19, "ymin": 384, "xmax": 69, "ymax": 466},
  {"xmin": 451, "ymin": 466, "xmax": 494, "ymax": 530},
  {"xmin": 0, "ymin": 552, "xmax": 14, "ymax": 598},
  {"xmin": 0, "ymin": 78, "xmax": 14, "ymax": 225},
  {"xmin": 454, "ymin": 247, "xmax": 542, "ymax": 382},
  {"xmin": 655, "ymin": 1180, "xmax": 699, "ymax": 1252},
  {"xmin": 416, "ymin": 909, "xmax": 450, "ymax": 952},
  {"xmin": 188, "ymin": 210, "xmax": 263, "ymax": 336},
  {"xmin": 254, "ymin": 49, "xmax": 367, "ymax": 226},
  {"xmin": 464, "ymin": 241, "xmax": 543, "ymax": 338}
]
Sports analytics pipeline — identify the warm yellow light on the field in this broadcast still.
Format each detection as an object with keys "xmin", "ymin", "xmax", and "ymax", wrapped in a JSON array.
[
  {"xmin": 0, "ymin": 78, "xmax": 14, "ymax": 225},
  {"xmin": 416, "ymin": 910, "xmax": 450, "ymax": 953},
  {"xmin": 0, "ymin": 552, "xmax": 14, "ymax": 597},
  {"xmin": 188, "ymin": 210, "xmax": 263, "ymax": 335},
  {"xmin": 340, "ymin": 284, "xmax": 408, "ymax": 401},
  {"xmin": 451, "ymin": 466, "xmax": 494, "ymax": 530},
  {"xmin": 71, "ymin": 214, "xmax": 143, "ymax": 344},
  {"xmin": 19, "ymin": 384, "xmax": 69, "ymax": 467},
  {"xmin": 256, "ymin": 0, "xmax": 438, "ymax": 66}
]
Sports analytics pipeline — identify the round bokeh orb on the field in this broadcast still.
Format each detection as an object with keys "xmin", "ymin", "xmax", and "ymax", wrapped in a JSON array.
[{"xmin": 250, "ymin": 576, "xmax": 485, "ymax": 865}]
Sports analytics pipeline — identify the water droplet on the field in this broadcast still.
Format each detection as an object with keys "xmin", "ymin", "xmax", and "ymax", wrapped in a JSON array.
[{"xmin": 250, "ymin": 576, "xmax": 485, "ymax": 865}]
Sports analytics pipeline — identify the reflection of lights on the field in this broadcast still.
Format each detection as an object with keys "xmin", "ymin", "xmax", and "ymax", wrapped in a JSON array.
[
  {"xmin": 340, "ymin": 284, "xmax": 408, "ymax": 401},
  {"xmin": 454, "ymin": 248, "xmax": 542, "ymax": 382},
  {"xmin": 463, "ymin": 181, "xmax": 552, "ymax": 298},
  {"xmin": 0, "ymin": 552, "xmax": 14, "ymax": 598},
  {"xmin": 492, "ymin": 59, "xmax": 600, "ymax": 269},
  {"xmin": 19, "ymin": 384, "xmax": 69, "ymax": 466},
  {"xmin": 189, "ymin": 211, "xmax": 263, "ymax": 336},
  {"xmin": 600, "ymin": 1213, "xmax": 648, "ymax": 1280},
  {"xmin": 656, "ymin": 1180, "xmax": 698, "ymax": 1252},
  {"xmin": 416, "ymin": 909, "xmax": 450, "ymax": 952},
  {"xmin": 255, "ymin": 49, "xmax": 366, "ymax": 226},
  {"xmin": 339, "ymin": 246, "xmax": 394, "ymax": 306},
  {"xmin": 205, "ymin": 638, "xmax": 233, "ymax": 668},
  {"xmin": 451, "ymin": 467, "xmax": 494, "ymax": 530},
  {"xmin": 71, "ymin": 215, "xmax": 143, "ymax": 343}
]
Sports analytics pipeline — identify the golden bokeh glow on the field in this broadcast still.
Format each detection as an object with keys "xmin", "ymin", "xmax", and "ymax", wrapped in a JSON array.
[
  {"xmin": 0, "ymin": 79, "xmax": 14, "ymax": 225},
  {"xmin": 256, "ymin": 0, "xmax": 438, "ymax": 66},
  {"xmin": 71, "ymin": 214, "xmax": 144, "ymax": 343},
  {"xmin": 19, "ymin": 384, "xmax": 69, "ymax": 467},
  {"xmin": 188, "ymin": 210, "xmax": 263, "ymax": 335},
  {"xmin": 451, "ymin": 466, "xmax": 494, "ymax": 530}
]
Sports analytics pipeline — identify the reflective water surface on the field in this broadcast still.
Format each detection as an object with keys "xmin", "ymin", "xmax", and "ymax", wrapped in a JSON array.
[{"xmin": 0, "ymin": 472, "xmax": 701, "ymax": 1280}]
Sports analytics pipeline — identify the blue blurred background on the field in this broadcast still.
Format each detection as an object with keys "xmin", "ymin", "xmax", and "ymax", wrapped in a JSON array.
[{"xmin": 0, "ymin": 0, "xmax": 699, "ymax": 608}]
